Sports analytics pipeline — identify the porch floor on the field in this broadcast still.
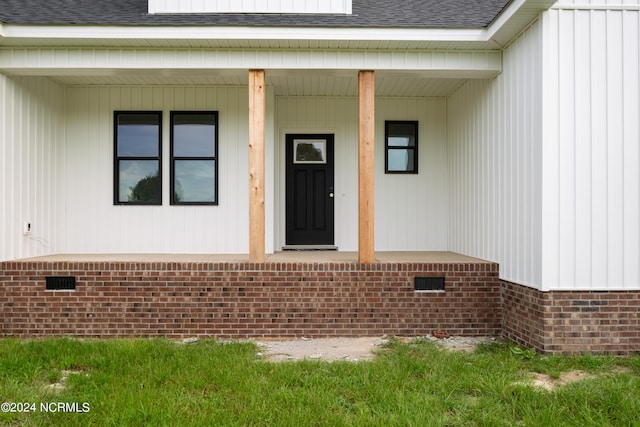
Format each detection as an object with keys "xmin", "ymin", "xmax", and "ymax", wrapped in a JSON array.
[{"xmin": 16, "ymin": 251, "xmax": 490, "ymax": 264}]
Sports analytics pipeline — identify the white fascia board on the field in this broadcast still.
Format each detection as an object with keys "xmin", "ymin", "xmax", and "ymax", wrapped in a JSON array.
[
  {"xmin": 486, "ymin": 0, "xmax": 530, "ymax": 37},
  {"xmin": 1, "ymin": 24, "xmax": 489, "ymax": 45},
  {"xmin": 486, "ymin": 0, "xmax": 557, "ymax": 44}
]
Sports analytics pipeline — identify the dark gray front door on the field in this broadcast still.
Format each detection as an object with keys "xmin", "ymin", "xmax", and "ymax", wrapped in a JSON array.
[{"xmin": 285, "ymin": 134, "xmax": 335, "ymax": 245}]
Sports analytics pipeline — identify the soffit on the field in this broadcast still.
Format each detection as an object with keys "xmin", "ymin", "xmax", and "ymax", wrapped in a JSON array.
[{"xmin": 49, "ymin": 72, "xmax": 466, "ymax": 97}]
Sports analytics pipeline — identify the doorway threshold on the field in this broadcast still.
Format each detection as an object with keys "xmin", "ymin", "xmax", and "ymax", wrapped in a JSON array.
[{"xmin": 282, "ymin": 245, "xmax": 338, "ymax": 251}]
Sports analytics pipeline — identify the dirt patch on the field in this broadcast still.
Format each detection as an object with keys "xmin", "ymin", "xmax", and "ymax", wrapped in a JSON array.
[
  {"xmin": 255, "ymin": 337, "xmax": 386, "ymax": 362},
  {"xmin": 516, "ymin": 367, "xmax": 633, "ymax": 391},
  {"xmin": 44, "ymin": 370, "xmax": 87, "ymax": 393},
  {"xmin": 254, "ymin": 335, "xmax": 498, "ymax": 362},
  {"xmin": 523, "ymin": 371, "xmax": 595, "ymax": 391}
]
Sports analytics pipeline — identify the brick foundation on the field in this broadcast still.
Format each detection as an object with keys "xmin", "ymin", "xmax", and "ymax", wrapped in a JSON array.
[
  {"xmin": 501, "ymin": 280, "xmax": 640, "ymax": 355},
  {"xmin": 0, "ymin": 261, "xmax": 501, "ymax": 339}
]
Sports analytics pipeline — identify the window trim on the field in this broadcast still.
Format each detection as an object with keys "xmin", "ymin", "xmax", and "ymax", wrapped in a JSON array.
[
  {"xmin": 384, "ymin": 120, "xmax": 419, "ymax": 174},
  {"xmin": 170, "ymin": 111, "xmax": 219, "ymax": 206},
  {"xmin": 113, "ymin": 111, "xmax": 163, "ymax": 205}
]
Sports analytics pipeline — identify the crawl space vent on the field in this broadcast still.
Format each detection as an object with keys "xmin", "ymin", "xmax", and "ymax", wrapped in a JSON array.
[
  {"xmin": 45, "ymin": 276, "xmax": 76, "ymax": 291},
  {"xmin": 414, "ymin": 277, "xmax": 445, "ymax": 292}
]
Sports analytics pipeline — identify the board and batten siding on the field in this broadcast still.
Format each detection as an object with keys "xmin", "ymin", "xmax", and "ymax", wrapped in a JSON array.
[
  {"xmin": 275, "ymin": 96, "xmax": 448, "ymax": 251},
  {"xmin": 449, "ymin": 4, "xmax": 640, "ymax": 291},
  {"xmin": 541, "ymin": 3, "xmax": 640, "ymax": 290},
  {"xmin": 0, "ymin": 75, "xmax": 65, "ymax": 261},
  {"xmin": 448, "ymin": 19, "xmax": 544, "ymax": 288},
  {"xmin": 149, "ymin": 0, "xmax": 352, "ymax": 14},
  {"xmin": 61, "ymin": 85, "xmax": 273, "ymax": 255},
  {"xmin": 553, "ymin": 0, "xmax": 640, "ymax": 6}
]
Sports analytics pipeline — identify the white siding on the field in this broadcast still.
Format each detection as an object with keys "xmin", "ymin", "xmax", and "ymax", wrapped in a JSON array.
[
  {"xmin": 275, "ymin": 96, "xmax": 359, "ymax": 250},
  {"xmin": 0, "ymin": 75, "xmax": 65, "ymax": 261},
  {"xmin": 541, "ymin": 5, "xmax": 640, "ymax": 290},
  {"xmin": 375, "ymin": 98, "xmax": 449, "ymax": 251},
  {"xmin": 149, "ymin": 0, "xmax": 352, "ymax": 14},
  {"xmin": 275, "ymin": 96, "xmax": 449, "ymax": 251},
  {"xmin": 448, "ymin": 21, "xmax": 544, "ymax": 287},
  {"xmin": 446, "ymin": 3, "xmax": 640, "ymax": 291},
  {"xmin": 61, "ymin": 85, "xmax": 263, "ymax": 255},
  {"xmin": 554, "ymin": 0, "xmax": 640, "ymax": 6}
]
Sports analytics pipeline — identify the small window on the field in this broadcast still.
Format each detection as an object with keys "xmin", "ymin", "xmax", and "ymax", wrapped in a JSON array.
[
  {"xmin": 293, "ymin": 139, "xmax": 326, "ymax": 164},
  {"xmin": 170, "ymin": 112, "xmax": 218, "ymax": 205},
  {"xmin": 385, "ymin": 121, "xmax": 418, "ymax": 174},
  {"xmin": 114, "ymin": 112, "xmax": 162, "ymax": 204}
]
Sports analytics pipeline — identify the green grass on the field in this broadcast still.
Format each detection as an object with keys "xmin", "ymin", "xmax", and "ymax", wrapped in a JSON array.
[{"xmin": 0, "ymin": 338, "xmax": 638, "ymax": 426}]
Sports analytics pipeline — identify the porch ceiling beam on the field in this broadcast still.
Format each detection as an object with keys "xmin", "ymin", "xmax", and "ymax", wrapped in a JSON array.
[
  {"xmin": 358, "ymin": 70, "xmax": 375, "ymax": 264},
  {"xmin": 249, "ymin": 69, "xmax": 266, "ymax": 263},
  {"xmin": 0, "ymin": 48, "xmax": 502, "ymax": 77}
]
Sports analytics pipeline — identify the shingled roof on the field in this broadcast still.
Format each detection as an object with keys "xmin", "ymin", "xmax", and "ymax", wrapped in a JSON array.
[{"xmin": 0, "ymin": 0, "xmax": 512, "ymax": 28}]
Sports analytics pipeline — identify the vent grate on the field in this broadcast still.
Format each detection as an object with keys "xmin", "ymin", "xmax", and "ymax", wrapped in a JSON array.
[
  {"xmin": 414, "ymin": 276, "xmax": 445, "ymax": 292},
  {"xmin": 45, "ymin": 276, "xmax": 76, "ymax": 291}
]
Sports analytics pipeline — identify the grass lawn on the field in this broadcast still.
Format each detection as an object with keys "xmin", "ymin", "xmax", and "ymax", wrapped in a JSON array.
[{"xmin": 0, "ymin": 338, "xmax": 638, "ymax": 426}]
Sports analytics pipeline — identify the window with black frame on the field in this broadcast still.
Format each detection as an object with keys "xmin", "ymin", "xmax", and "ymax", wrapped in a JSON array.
[
  {"xmin": 170, "ymin": 111, "xmax": 218, "ymax": 205},
  {"xmin": 114, "ymin": 111, "xmax": 162, "ymax": 205},
  {"xmin": 385, "ymin": 121, "xmax": 418, "ymax": 174}
]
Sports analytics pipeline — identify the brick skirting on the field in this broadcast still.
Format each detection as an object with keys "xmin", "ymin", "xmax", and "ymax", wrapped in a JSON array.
[
  {"xmin": 501, "ymin": 280, "xmax": 640, "ymax": 355},
  {"xmin": 0, "ymin": 261, "xmax": 501, "ymax": 339}
]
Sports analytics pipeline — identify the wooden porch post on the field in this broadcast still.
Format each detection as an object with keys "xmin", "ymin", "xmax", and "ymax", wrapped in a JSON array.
[
  {"xmin": 358, "ymin": 70, "xmax": 375, "ymax": 264},
  {"xmin": 249, "ymin": 69, "xmax": 265, "ymax": 263}
]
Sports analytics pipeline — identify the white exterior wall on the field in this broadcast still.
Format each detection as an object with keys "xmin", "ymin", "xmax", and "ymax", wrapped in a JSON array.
[
  {"xmin": 275, "ymin": 96, "xmax": 449, "ymax": 251},
  {"xmin": 448, "ymin": 21, "xmax": 544, "ymax": 287},
  {"xmin": 0, "ymin": 75, "xmax": 65, "ymax": 261},
  {"xmin": 274, "ymin": 96, "xmax": 358, "ymax": 251},
  {"xmin": 448, "ymin": 3, "xmax": 640, "ymax": 291},
  {"xmin": 375, "ymin": 98, "xmax": 449, "ymax": 251},
  {"xmin": 60, "ymin": 85, "xmax": 275, "ymax": 255},
  {"xmin": 541, "ymin": 3, "xmax": 640, "ymax": 290}
]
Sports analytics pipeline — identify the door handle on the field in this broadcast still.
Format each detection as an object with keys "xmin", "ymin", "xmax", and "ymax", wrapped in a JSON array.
[{"xmin": 329, "ymin": 193, "xmax": 334, "ymax": 198}]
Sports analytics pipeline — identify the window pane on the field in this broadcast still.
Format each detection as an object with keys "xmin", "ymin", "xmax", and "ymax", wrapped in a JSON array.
[
  {"xmin": 387, "ymin": 149, "xmax": 415, "ymax": 172},
  {"xmin": 387, "ymin": 123, "xmax": 416, "ymax": 147},
  {"xmin": 174, "ymin": 160, "xmax": 215, "ymax": 203},
  {"xmin": 118, "ymin": 160, "xmax": 160, "ymax": 203},
  {"xmin": 173, "ymin": 113, "xmax": 216, "ymax": 157},
  {"xmin": 117, "ymin": 114, "xmax": 160, "ymax": 157},
  {"xmin": 294, "ymin": 140, "xmax": 326, "ymax": 164}
]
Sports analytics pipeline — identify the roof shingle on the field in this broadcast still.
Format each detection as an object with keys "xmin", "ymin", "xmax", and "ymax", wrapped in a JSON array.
[{"xmin": 0, "ymin": 0, "xmax": 512, "ymax": 28}]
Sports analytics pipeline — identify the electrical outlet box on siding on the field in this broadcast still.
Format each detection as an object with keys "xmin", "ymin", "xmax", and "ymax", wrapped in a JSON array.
[{"xmin": 148, "ymin": 0, "xmax": 352, "ymax": 14}]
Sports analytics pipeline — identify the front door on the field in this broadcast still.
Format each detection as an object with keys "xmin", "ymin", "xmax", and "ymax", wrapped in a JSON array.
[{"xmin": 285, "ymin": 134, "xmax": 335, "ymax": 246}]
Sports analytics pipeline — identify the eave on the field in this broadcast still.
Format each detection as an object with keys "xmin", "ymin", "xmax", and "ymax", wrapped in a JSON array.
[
  {"xmin": 0, "ymin": 0, "xmax": 557, "ymax": 50},
  {"xmin": 0, "ymin": 0, "xmax": 556, "ymax": 95}
]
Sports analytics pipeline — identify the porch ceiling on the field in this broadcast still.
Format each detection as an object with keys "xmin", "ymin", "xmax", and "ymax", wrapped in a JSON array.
[{"xmin": 49, "ymin": 71, "xmax": 467, "ymax": 97}]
